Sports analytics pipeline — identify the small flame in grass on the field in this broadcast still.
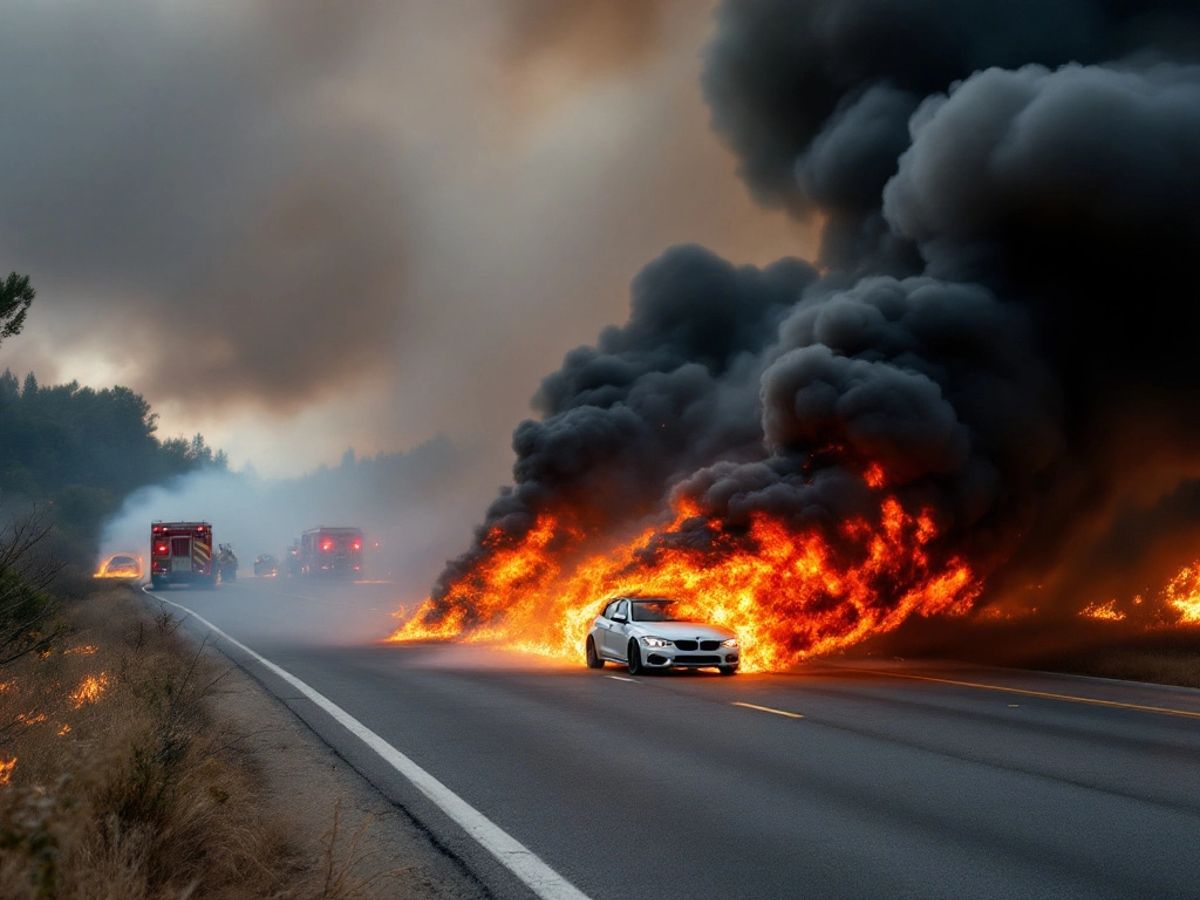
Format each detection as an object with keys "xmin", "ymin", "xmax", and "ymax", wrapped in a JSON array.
[
  {"xmin": 69, "ymin": 673, "xmax": 109, "ymax": 709},
  {"xmin": 63, "ymin": 644, "xmax": 98, "ymax": 657},
  {"xmin": 15, "ymin": 712, "xmax": 47, "ymax": 727},
  {"xmin": 0, "ymin": 757, "xmax": 15, "ymax": 785},
  {"xmin": 1080, "ymin": 599, "xmax": 1126, "ymax": 622},
  {"xmin": 57, "ymin": 723, "xmax": 71, "ymax": 737},
  {"xmin": 0, "ymin": 680, "xmax": 13, "ymax": 694}
]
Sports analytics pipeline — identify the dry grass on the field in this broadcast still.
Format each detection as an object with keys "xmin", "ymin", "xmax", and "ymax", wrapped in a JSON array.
[{"xmin": 0, "ymin": 588, "xmax": 384, "ymax": 899}]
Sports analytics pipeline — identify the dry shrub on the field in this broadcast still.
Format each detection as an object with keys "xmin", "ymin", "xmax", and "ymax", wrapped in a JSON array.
[{"xmin": 0, "ymin": 589, "xmax": 361, "ymax": 899}]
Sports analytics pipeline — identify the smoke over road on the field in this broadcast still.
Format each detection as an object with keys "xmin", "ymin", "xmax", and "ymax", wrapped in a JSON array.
[
  {"xmin": 397, "ymin": 0, "xmax": 1200, "ymax": 663},
  {"xmin": 101, "ymin": 438, "xmax": 491, "ymax": 610}
]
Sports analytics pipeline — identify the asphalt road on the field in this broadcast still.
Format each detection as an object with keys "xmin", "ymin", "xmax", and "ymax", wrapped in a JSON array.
[{"xmin": 146, "ymin": 576, "xmax": 1200, "ymax": 899}]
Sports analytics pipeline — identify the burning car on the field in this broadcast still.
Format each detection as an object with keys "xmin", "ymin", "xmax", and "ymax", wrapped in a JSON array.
[
  {"xmin": 586, "ymin": 597, "xmax": 740, "ymax": 676},
  {"xmin": 95, "ymin": 553, "xmax": 142, "ymax": 580}
]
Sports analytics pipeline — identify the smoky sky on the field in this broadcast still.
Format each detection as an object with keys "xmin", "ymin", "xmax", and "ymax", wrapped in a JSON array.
[
  {"xmin": 0, "ymin": 2, "xmax": 411, "ymax": 413},
  {"xmin": 421, "ymin": 0, "xmax": 1200, "ymax": 632},
  {"xmin": 0, "ymin": 1, "xmax": 808, "ymax": 472}
]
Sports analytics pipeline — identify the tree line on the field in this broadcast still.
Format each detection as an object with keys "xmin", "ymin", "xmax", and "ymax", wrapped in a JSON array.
[{"xmin": 0, "ymin": 272, "xmax": 224, "ymax": 567}]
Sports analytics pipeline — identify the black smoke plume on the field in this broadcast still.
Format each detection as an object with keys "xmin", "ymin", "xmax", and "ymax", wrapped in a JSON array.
[{"xmin": 419, "ymin": 0, "xmax": 1200, "ymax": 635}]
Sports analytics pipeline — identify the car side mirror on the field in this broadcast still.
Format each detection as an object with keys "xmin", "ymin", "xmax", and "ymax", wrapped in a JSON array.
[{"xmin": 611, "ymin": 614, "xmax": 627, "ymax": 624}]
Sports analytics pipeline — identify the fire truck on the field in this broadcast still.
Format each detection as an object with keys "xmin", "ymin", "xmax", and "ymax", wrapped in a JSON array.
[
  {"xmin": 150, "ymin": 521, "xmax": 216, "ymax": 589},
  {"xmin": 298, "ymin": 526, "xmax": 364, "ymax": 577}
]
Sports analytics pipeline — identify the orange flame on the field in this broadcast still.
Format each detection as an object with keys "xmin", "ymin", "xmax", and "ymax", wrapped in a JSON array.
[
  {"xmin": 390, "ymin": 484, "xmax": 979, "ymax": 671},
  {"xmin": 69, "ymin": 672, "xmax": 109, "ymax": 709},
  {"xmin": 1163, "ymin": 562, "xmax": 1200, "ymax": 624},
  {"xmin": 0, "ymin": 757, "xmax": 15, "ymax": 785}
]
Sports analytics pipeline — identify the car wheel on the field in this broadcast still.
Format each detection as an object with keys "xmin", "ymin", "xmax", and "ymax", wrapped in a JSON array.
[
  {"xmin": 719, "ymin": 666, "xmax": 738, "ymax": 676},
  {"xmin": 150, "ymin": 576, "xmax": 163, "ymax": 590},
  {"xmin": 585, "ymin": 637, "xmax": 605, "ymax": 669},
  {"xmin": 627, "ymin": 640, "xmax": 643, "ymax": 675}
]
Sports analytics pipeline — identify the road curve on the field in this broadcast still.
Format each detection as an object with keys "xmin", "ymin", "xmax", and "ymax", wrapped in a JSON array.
[{"xmin": 145, "ymin": 577, "xmax": 1200, "ymax": 899}]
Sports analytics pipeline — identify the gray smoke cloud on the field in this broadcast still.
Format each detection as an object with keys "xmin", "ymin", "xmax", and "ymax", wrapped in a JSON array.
[
  {"xmin": 0, "ymin": 2, "xmax": 409, "ymax": 413},
  {"xmin": 1, "ymin": 0, "xmax": 810, "ymax": 474}
]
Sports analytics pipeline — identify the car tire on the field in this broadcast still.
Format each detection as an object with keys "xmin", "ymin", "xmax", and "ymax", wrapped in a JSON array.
[
  {"xmin": 585, "ymin": 637, "xmax": 605, "ymax": 669},
  {"xmin": 719, "ymin": 666, "xmax": 738, "ymax": 676},
  {"xmin": 627, "ymin": 640, "xmax": 643, "ymax": 675},
  {"xmin": 150, "ymin": 576, "xmax": 163, "ymax": 591}
]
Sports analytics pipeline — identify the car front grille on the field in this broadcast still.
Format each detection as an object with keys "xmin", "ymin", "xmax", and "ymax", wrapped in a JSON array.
[
  {"xmin": 675, "ymin": 655, "xmax": 722, "ymax": 665},
  {"xmin": 672, "ymin": 640, "xmax": 722, "ymax": 651}
]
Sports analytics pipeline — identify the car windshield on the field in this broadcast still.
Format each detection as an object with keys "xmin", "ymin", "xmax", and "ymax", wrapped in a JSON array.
[{"xmin": 630, "ymin": 599, "xmax": 680, "ymax": 622}]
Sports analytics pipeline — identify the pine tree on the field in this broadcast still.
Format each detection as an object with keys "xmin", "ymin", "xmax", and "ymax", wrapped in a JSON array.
[{"xmin": 0, "ymin": 273, "xmax": 34, "ymax": 345}]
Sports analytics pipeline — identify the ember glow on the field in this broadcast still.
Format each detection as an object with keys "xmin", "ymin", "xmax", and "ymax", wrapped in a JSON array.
[
  {"xmin": 0, "ymin": 757, "xmax": 15, "ymax": 785},
  {"xmin": 1080, "ymin": 600, "xmax": 1126, "ymax": 622},
  {"xmin": 391, "ymin": 480, "xmax": 980, "ymax": 671}
]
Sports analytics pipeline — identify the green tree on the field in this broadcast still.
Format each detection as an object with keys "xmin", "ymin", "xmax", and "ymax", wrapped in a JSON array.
[{"xmin": 0, "ymin": 273, "xmax": 34, "ymax": 345}]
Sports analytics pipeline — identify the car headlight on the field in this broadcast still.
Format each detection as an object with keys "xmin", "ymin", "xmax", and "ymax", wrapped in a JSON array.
[
  {"xmin": 721, "ymin": 637, "xmax": 739, "ymax": 648},
  {"xmin": 642, "ymin": 636, "xmax": 672, "ymax": 648}
]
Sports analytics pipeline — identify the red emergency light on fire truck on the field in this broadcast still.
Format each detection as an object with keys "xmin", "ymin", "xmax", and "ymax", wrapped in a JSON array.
[
  {"xmin": 298, "ymin": 526, "xmax": 364, "ymax": 577},
  {"xmin": 150, "ymin": 521, "xmax": 216, "ymax": 589}
]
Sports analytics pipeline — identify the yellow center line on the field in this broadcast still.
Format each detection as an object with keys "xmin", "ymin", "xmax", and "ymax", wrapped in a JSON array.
[
  {"xmin": 858, "ymin": 670, "xmax": 1200, "ymax": 720},
  {"xmin": 732, "ymin": 701, "xmax": 804, "ymax": 719}
]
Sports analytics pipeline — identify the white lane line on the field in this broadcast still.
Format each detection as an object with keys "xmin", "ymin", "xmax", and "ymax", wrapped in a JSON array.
[
  {"xmin": 606, "ymin": 675, "xmax": 638, "ymax": 683},
  {"xmin": 142, "ymin": 587, "xmax": 589, "ymax": 900},
  {"xmin": 732, "ymin": 701, "xmax": 805, "ymax": 720}
]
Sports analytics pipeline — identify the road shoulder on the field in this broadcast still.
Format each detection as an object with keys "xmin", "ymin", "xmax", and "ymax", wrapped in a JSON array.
[{"xmin": 200, "ymin": 623, "xmax": 489, "ymax": 899}]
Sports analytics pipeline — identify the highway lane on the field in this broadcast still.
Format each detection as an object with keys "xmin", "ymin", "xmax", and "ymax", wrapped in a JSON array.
[{"xmin": 146, "ymin": 577, "xmax": 1200, "ymax": 899}]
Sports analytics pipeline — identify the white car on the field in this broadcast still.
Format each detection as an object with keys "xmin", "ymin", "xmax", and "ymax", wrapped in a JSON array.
[{"xmin": 585, "ymin": 596, "xmax": 740, "ymax": 676}]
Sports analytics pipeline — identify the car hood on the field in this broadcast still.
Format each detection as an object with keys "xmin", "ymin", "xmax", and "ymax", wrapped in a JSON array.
[{"xmin": 630, "ymin": 621, "xmax": 735, "ymax": 641}]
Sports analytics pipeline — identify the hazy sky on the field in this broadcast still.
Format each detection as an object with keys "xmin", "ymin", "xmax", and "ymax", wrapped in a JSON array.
[{"xmin": 1, "ymin": 0, "xmax": 813, "ymax": 476}]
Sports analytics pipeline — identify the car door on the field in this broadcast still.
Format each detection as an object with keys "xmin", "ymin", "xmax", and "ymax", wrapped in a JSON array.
[
  {"xmin": 593, "ymin": 600, "xmax": 618, "ymax": 659},
  {"xmin": 602, "ymin": 599, "xmax": 631, "ymax": 660}
]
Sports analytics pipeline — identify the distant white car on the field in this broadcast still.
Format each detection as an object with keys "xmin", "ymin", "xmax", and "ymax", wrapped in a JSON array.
[{"xmin": 586, "ymin": 596, "xmax": 740, "ymax": 676}]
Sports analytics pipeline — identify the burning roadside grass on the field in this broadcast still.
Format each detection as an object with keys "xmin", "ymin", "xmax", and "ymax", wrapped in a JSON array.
[{"xmin": 0, "ymin": 589, "xmax": 388, "ymax": 899}]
